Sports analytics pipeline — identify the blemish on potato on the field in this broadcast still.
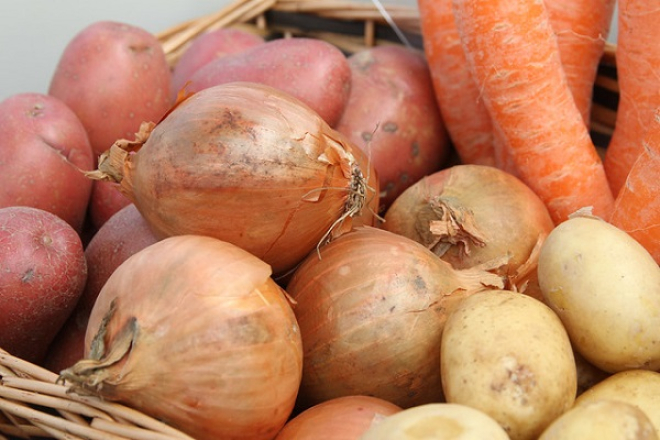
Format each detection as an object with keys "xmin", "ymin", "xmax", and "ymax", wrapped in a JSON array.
[
  {"xmin": 382, "ymin": 122, "xmax": 398, "ymax": 133},
  {"xmin": 21, "ymin": 268, "xmax": 35, "ymax": 283},
  {"xmin": 411, "ymin": 141, "xmax": 420, "ymax": 157},
  {"xmin": 28, "ymin": 103, "xmax": 45, "ymax": 118}
]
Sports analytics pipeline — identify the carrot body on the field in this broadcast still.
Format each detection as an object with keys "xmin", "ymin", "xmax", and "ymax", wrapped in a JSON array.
[
  {"xmin": 610, "ymin": 111, "xmax": 660, "ymax": 264},
  {"xmin": 452, "ymin": 0, "xmax": 615, "ymax": 224},
  {"xmin": 604, "ymin": 0, "xmax": 660, "ymax": 196},
  {"xmin": 418, "ymin": 0, "xmax": 498, "ymax": 168},
  {"xmin": 545, "ymin": 0, "xmax": 616, "ymax": 125}
]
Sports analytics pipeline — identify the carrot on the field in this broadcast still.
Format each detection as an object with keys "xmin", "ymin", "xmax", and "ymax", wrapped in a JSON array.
[
  {"xmin": 417, "ymin": 0, "xmax": 499, "ymax": 168},
  {"xmin": 545, "ymin": 0, "xmax": 616, "ymax": 125},
  {"xmin": 609, "ymin": 109, "xmax": 660, "ymax": 264},
  {"xmin": 451, "ymin": 0, "xmax": 615, "ymax": 224},
  {"xmin": 419, "ymin": 0, "xmax": 614, "ymax": 169},
  {"xmin": 604, "ymin": 0, "xmax": 660, "ymax": 197}
]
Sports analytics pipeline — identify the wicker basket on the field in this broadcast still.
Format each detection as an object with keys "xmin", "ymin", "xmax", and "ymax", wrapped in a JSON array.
[{"xmin": 0, "ymin": 1, "xmax": 619, "ymax": 439}]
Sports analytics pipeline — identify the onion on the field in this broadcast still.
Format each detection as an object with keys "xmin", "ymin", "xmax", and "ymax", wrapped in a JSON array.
[
  {"xmin": 87, "ymin": 82, "xmax": 376, "ymax": 276},
  {"xmin": 286, "ymin": 226, "xmax": 505, "ymax": 409},
  {"xmin": 382, "ymin": 164, "xmax": 554, "ymax": 298},
  {"xmin": 60, "ymin": 235, "xmax": 303, "ymax": 440},
  {"xmin": 274, "ymin": 395, "xmax": 402, "ymax": 440}
]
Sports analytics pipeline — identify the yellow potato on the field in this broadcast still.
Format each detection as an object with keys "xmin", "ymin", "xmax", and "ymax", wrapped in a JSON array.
[
  {"xmin": 537, "ymin": 216, "xmax": 660, "ymax": 373},
  {"xmin": 538, "ymin": 399, "xmax": 657, "ymax": 440},
  {"xmin": 440, "ymin": 290, "xmax": 576, "ymax": 440},
  {"xmin": 576, "ymin": 369, "xmax": 660, "ymax": 435},
  {"xmin": 359, "ymin": 403, "xmax": 510, "ymax": 439}
]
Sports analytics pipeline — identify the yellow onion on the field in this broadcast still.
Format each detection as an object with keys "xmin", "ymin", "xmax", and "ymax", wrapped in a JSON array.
[
  {"xmin": 60, "ymin": 235, "xmax": 303, "ymax": 440},
  {"xmin": 88, "ymin": 82, "xmax": 376, "ymax": 276},
  {"xmin": 286, "ymin": 226, "xmax": 505, "ymax": 409},
  {"xmin": 383, "ymin": 164, "xmax": 554, "ymax": 299},
  {"xmin": 275, "ymin": 395, "xmax": 402, "ymax": 440}
]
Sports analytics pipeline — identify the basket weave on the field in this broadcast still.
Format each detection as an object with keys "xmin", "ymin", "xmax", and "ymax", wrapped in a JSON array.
[
  {"xmin": 0, "ymin": 1, "xmax": 619, "ymax": 439},
  {"xmin": 0, "ymin": 348, "xmax": 193, "ymax": 440}
]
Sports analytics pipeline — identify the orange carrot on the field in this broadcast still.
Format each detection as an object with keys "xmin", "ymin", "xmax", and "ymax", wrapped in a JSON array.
[
  {"xmin": 609, "ymin": 109, "xmax": 660, "ymax": 264},
  {"xmin": 419, "ymin": 0, "xmax": 614, "ymax": 169},
  {"xmin": 418, "ymin": 0, "xmax": 498, "ymax": 168},
  {"xmin": 604, "ymin": 0, "xmax": 660, "ymax": 197},
  {"xmin": 451, "ymin": 0, "xmax": 615, "ymax": 224},
  {"xmin": 545, "ymin": 0, "xmax": 616, "ymax": 125}
]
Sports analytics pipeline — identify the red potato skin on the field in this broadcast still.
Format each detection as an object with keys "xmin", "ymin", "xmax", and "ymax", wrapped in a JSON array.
[
  {"xmin": 48, "ymin": 21, "xmax": 172, "ymax": 158},
  {"xmin": 0, "ymin": 207, "xmax": 87, "ymax": 364},
  {"xmin": 0, "ymin": 93, "xmax": 94, "ymax": 233},
  {"xmin": 44, "ymin": 204, "xmax": 158, "ymax": 373},
  {"xmin": 170, "ymin": 27, "xmax": 265, "ymax": 101},
  {"xmin": 186, "ymin": 37, "xmax": 352, "ymax": 127},
  {"xmin": 334, "ymin": 45, "xmax": 450, "ymax": 211},
  {"xmin": 87, "ymin": 180, "xmax": 131, "ymax": 231}
]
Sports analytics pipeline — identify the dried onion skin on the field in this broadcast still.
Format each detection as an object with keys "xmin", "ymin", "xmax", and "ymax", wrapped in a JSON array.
[
  {"xmin": 60, "ymin": 234, "xmax": 303, "ymax": 440},
  {"xmin": 383, "ymin": 164, "xmax": 554, "ymax": 298}
]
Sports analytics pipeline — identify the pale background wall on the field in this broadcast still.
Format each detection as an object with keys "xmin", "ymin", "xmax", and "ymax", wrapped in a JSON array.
[{"xmin": 0, "ymin": 1, "xmax": 618, "ymax": 102}]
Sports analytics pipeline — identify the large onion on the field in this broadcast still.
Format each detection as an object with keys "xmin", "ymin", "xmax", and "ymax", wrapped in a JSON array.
[
  {"xmin": 383, "ymin": 164, "xmax": 554, "ymax": 298},
  {"xmin": 286, "ymin": 226, "xmax": 504, "ymax": 409},
  {"xmin": 60, "ymin": 234, "xmax": 303, "ymax": 440},
  {"xmin": 88, "ymin": 82, "xmax": 376, "ymax": 275}
]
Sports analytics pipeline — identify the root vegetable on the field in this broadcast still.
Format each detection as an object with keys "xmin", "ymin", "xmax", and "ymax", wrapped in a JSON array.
[
  {"xmin": 60, "ymin": 234, "xmax": 303, "ymax": 440},
  {"xmin": 87, "ymin": 82, "xmax": 373, "ymax": 276},
  {"xmin": 287, "ymin": 226, "xmax": 504, "ymax": 409},
  {"xmin": 0, "ymin": 206, "xmax": 87, "ymax": 364}
]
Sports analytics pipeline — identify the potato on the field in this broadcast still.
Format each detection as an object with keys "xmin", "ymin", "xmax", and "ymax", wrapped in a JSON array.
[
  {"xmin": 186, "ymin": 37, "xmax": 351, "ymax": 126},
  {"xmin": 44, "ymin": 204, "xmax": 158, "ymax": 372},
  {"xmin": 170, "ymin": 27, "xmax": 265, "ymax": 100},
  {"xmin": 49, "ymin": 21, "xmax": 172, "ymax": 157},
  {"xmin": 575, "ymin": 370, "xmax": 660, "ymax": 435},
  {"xmin": 0, "ymin": 93, "xmax": 94, "ymax": 233},
  {"xmin": 359, "ymin": 403, "xmax": 510, "ymax": 439},
  {"xmin": 88, "ymin": 180, "xmax": 131, "ymax": 230},
  {"xmin": 538, "ymin": 399, "xmax": 658, "ymax": 440},
  {"xmin": 537, "ymin": 215, "xmax": 660, "ymax": 373},
  {"xmin": 334, "ymin": 45, "xmax": 450, "ymax": 210},
  {"xmin": 441, "ymin": 290, "xmax": 577, "ymax": 440},
  {"xmin": 0, "ymin": 206, "xmax": 87, "ymax": 364}
]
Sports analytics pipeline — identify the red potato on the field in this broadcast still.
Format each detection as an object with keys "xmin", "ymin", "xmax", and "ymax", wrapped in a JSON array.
[
  {"xmin": 44, "ymin": 204, "xmax": 158, "ymax": 373},
  {"xmin": 0, "ymin": 93, "xmax": 94, "ymax": 233},
  {"xmin": 48, "ymin": 21, "xmax": 172, "ymax": 158},
  {"xmin": 334, "ymin": 45, "xmax": 450, "ymax": 210},
  {"xmin": 186, "ymin": 37, "xmax": 352, "ymax": 127},
  {"xmin": 87, "ymin": 180, "xmax": 131, "ymax": 231},
  {"xmin": 0, "ymin": 206, "xmax": 87, "ymax": 364},
  {"xmin": 170, "ymin": 27, "xmax": 265, "ymax": 101}
]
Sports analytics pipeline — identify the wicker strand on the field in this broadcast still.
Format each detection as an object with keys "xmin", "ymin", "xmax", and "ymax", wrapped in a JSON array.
[{"xmin": 0, "ymin": 349, "xmax": 193, "ymax": 440}]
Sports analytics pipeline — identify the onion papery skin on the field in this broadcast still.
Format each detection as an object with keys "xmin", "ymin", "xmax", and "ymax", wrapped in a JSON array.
[
  {"xmin": 61, "ymin": 235, "xmax": 304, "ymax": 440},
  {"xmin": 94, "ymin": 82, "xmax": 371, "ymax": 276},
  {"xmin": 274, "ymin": 395, "xmax": 402, "ymax": 440},
  {"xmin": 383, "ymin": 164, "xmax": 554, "ymax": 298},
  {"xmin": 286, "ymin": 226, "xmax": 504, "ymax": 409}
]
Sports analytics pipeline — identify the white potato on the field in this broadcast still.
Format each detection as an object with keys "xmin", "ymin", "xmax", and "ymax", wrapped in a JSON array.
[
  {"xmin": 440, "ymin": 290, "xmax": 576, "ymax": 440},
  {"xmin": 538, "ymin": 216, "xmax": 660, "ymax": 373},
  {"xmin": 359, "ymin": 403, "xmax": 510, "ymax": 440},
  {"xmin": 576, "ymin": 369, "xmax": 660, "ymax": 435},
  {"xmin": 538, "ymin": 398, "xmax": 657, "ymax": 440}
]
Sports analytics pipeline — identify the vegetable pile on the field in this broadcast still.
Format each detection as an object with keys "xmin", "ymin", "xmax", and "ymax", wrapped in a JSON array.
[{"xmin": 1, "ymin": 1, "xmax": 660, "ymax": 439}]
